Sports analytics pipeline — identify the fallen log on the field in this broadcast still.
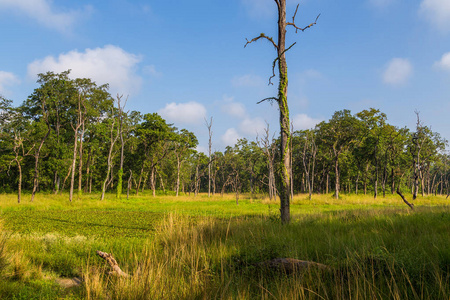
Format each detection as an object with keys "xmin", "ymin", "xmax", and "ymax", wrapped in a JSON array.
[{"xmin": 96, "ymin": 250, "xmax": 129, "ymax": 277}]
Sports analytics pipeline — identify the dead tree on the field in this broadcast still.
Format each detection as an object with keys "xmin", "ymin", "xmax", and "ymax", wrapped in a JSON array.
[
  {"xmin": 258, "ymin": 124, "xmax": 277, "ymax": 201},
  {"xmin": 101, "ymin": 110, "xmax": 119, "ymax": 201},
  {"xmin": 69, "ymin": 92, "xmax": 86, "ymax": 202},
  {"xmin": 245, "ymin": 1, "xmax": 319, "ymax": 223},
  {"xmin": 205, "ymin": 117, "xmax": 213, "ymax": 197},
  {"xmin": 116, "ymin": 94, "xmax": 128, "ymax": 199}
]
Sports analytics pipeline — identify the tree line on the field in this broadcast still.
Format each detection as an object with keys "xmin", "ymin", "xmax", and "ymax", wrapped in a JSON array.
[{"xmin": 0, "ymin": 71, "xmax": 449, "ymax": 202}]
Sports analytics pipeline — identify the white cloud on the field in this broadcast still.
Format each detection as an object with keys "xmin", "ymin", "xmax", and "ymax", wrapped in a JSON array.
[
  {"xmin": 221, "ymin": 128, "xmax": 241, "ymax": 147},
  {"xmin": 420, "ymin": 0, "xmax": 450, "ymax": 31},
  {"xmin": 221, "ymin": 96, "xmax": 246, "ymax": 118},
  {"xmin": 0, "ymin": 71, "xmax": 20, "ymax": 96},
  {"xmin": 382, "ymin": 58, "xmax": 413, "ymax": 86},
  {"xmin": 434, "ymin": 52, "xmax": 450, "ymax": 71},
  {"xmin": 239, "ymin": 117, "xmax": 266, "ymax": 136},
  {"xmin": 292, "ymin": 114, "xmax": 322, "ymax": 130},
  {"xmin": 158, "ymin": 101, "xmax": 206, "ymax": 125},
  {"xmin": 231, "ymin": 74, "xmax": 265, "ymax": 88},
  {"xmin": 0, "ymin": 0, "xmax": 92, "ymax": 33},
  {"xmin": 27, "ymin": 45, "xmax": 143, "ymax": 96}
]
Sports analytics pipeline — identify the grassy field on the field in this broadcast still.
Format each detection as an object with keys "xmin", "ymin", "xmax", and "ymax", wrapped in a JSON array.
[{"xmin": 0, "ymin": 192, "xmax": 449, "ymax": 299}]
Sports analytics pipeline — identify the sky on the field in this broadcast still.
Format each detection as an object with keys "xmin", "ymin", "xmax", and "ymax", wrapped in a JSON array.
[{"xmin": 1, "ymin": 0, "xmax": 449, "ymax": 153}]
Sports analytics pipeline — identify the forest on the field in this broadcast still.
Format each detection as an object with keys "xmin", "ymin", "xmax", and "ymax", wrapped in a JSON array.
[{"xmin": 1, "ymin": 70, "xmax": 449, "ymax": 203}]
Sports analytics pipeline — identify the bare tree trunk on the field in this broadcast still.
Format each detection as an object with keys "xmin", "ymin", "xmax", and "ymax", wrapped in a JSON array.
[
  {"xmin": 355, "ymin": 172, "xmax": 360, "ymax": 195},
  {"xmin": 77, "ymin": 122, "xmax": 85, "ymax": 199},
  {"xmin": 334, "ymin": 156, "xmax": 339, "ymax": 199},
  {"xmin": 116, "ymin": 95, "xmax": 127, "ymax": 200},
  {"xmin": 206, "ymin": 117, "xmax": 213, "ymax": 197},
  {"xmin": 17, "ymin": 161, "xmax": 22, "ymax": 203},
  {"xmin": 69, "ymin": 130, "xmax": 79, "ymax": 202},
  {"xmin": 127, "ymin": 170, "xmax": 132, "ymax": 200},
  {"xmin": 391, "ymin": 168, "xmax": 395, "ymax": 194},
  {"xmin": 245, "ymin": 0, "xmax": 318, "ymax": 223},
  {"xmin": 31, "ymin": 128, "xmax": 50, "ymax": 202},
  {"xmin": 151, "ymin": 168, "xmax": 156, "ymax": 197},
  {"xmin": 101, "ymin": 113, "xmax": 119, "ymax": 200},
  {"xmin": 176, "ymin": 155, "xmax": 181, "ymax": 197},
  {"xmin": 194, "ymin": 164, "xmax": 199, "ymax": 197},
  {"xmin": 84, "ymin": 149, "xmax": 91, "ymax": 193}
]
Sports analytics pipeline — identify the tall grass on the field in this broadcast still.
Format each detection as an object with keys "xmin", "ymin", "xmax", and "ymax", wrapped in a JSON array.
[
  {"xmin": 0, "ymin": 193, "xmax": 449, "ymax": 299},
  {"xmin": 84, "ymin": 207, "xmax": 450, "ymax": 299}
]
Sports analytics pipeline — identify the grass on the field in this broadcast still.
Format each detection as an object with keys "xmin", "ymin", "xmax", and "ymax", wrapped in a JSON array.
[{"xmin": 0, "ymin": 192, "xmax": 449, "ymax": 299}]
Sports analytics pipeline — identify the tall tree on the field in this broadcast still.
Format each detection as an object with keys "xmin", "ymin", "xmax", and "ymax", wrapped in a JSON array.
[
  {"xmin": 205, "ymin": 117, "xmax": 213, "ymax": 197},
  {"xmin": 245, "ymin": 1, "xmax": 319, "ymax": 223},
  {"xmin": 115, "ymin": 94, "xmax": 128, "ymax": 199}
]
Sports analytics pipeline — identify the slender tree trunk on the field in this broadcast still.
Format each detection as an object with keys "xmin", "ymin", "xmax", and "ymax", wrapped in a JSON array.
[
  {"xmin": 69, "ymin": 130, "xmax": 79, "ymax": 202},
  {"xmin": 17, "ymin": 161, "xmax": 22, "ymax": 203},
  {"xmin": 84, "ymin": 149, "xmax": 91, "ymax": 193},
  {"xmin": 176, "ymin": 155, "xmax": 181, "ymax": 197},
  {"xmin": 355, "ymin": 172, "xmax": 360, "ymax": 195},
  {"xmin": 151, "ymin": 168, "xmax": 156, "ymax": 197},
  {"xmin": 391, "ymin": 167, "xmax": 395, "ymax": 194},
  {"xmin": 127, "ymin": 170, "xmax": 132, "ymax": 200},
  {"xmin": 54, "ymin": 171, "xmax": 59, "ymax": 195},
  {"xmin": 31, "ymin": 128, "xmax": 50, "ymax": 202},
  {"xmin": 116, "ymin": 95, "xmax": 126, "ymax": 200},
  {"xmin": 77, "ymin": 123, "xmax": 85, "ymax": 199},
  {"xmin": 334, "ymin": 156, "xmax": 339, "ymax": 199},
  {"xmin": 275, "ymin": 0, "xmax": 292, "ymax": 223}
]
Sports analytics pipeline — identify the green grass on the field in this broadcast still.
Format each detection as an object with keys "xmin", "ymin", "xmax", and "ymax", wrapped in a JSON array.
[{"xmin": 0, "ymin": 192, "xmax": 449, "ymax": 299}]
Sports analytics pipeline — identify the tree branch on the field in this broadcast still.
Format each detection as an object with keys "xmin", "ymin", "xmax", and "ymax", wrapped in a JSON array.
[
  {"xmin": 257, "ymin": 97, "xmax": 278, "ymax": 104},
  {"xmin": 274, "ymin": 0, "xmax": 280, "ymax": 9},
  {"xmin": 287, "ymin": 8, "xmax": 320, "ymax": 34},
  {"xmin": 245, "ymin": 33, "xmax": 278, "ymax": 50},
  {"xmin": 396, "ymin": 188, "xmax": 415, "ymax": 210},
  {"xmin": 269, "ymin": 42, "xmax": 297, "ymax": 85}
]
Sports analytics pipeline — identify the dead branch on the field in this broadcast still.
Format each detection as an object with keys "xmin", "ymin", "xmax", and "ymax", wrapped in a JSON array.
[
  {"xmin": 257, "ymin": 97, "xmax": 278, "ymax": 104},
  {"xmin": 287, "ymin": 6, "xmax": 320, "ymax": 33},
  {"xmin": 396, "ymin": 188, "xmax": 414, "ymax": 210},
  {"xmin": 245, "ymin": 33, "xmax": 278, "ymax": 50},
  {"xmin": 96, "ymin": 251, "xmax": 129, "ymax": 277}
]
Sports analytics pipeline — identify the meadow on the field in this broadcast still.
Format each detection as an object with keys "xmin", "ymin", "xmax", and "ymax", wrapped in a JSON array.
[{"xmin": 0, "ymin": 192, "xmax": 449, "ymax": 299}]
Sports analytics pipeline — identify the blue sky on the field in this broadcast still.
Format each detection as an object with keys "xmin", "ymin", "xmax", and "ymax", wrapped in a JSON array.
[{"xmin": 1, "ymin": 0, "xmax": 449, "ymax": 152}]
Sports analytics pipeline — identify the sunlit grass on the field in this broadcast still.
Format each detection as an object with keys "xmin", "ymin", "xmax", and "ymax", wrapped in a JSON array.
[{"xmin": 0, "ymin": 192, "xmax": 449, "ymax": 298}]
